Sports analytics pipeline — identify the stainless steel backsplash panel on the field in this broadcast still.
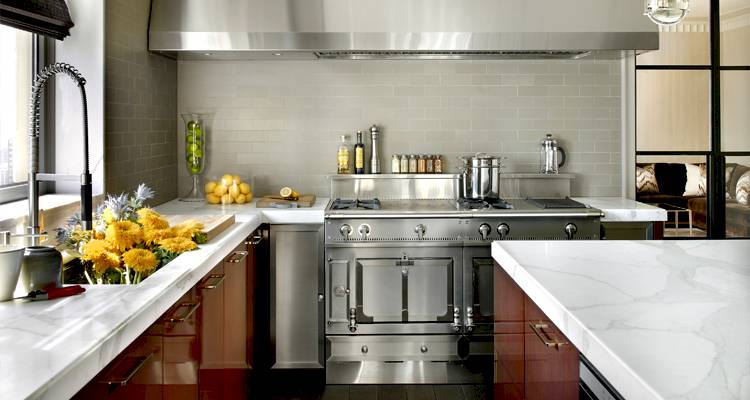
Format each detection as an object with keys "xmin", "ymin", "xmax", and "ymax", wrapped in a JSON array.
[{"xmin": 328, "ymin": 173, "xmax": 573, "ymax": 200}]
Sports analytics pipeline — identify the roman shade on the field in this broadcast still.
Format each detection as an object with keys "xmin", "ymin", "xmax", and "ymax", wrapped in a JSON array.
[{"xmin": 0, "ymin": 0, "xmax": 74, "ymax": 40}]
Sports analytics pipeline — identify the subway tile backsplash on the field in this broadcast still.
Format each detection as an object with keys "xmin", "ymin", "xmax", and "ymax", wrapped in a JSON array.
[{"xmin": 177, "ymin": 60, "xmax": 622, "ymax": 197}]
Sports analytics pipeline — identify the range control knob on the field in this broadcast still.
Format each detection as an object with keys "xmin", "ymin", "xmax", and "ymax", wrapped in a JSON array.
[
  {"xmin": 497, "ymin": 223, "xmax": 510, "ymax": 240},
  {"xmin": 414, "ymin": 224, "xmax": 426, "ymax": 240},
  {"xmin": 564, "ymin": 223, "xmax": 578, "ymax": 240},
  {"xmin": 358, "ymin": 224, "xmax": 371, "ymax": 238},
  {"xmin": 478, "ymin": 223, "xmax": 491, "ymax": 241},
  {"xmin": 340, "ymin": 224, "xmax": 352, "ymax": 238}
]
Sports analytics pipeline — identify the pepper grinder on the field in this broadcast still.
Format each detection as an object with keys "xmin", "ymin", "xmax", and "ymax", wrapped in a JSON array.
[{"xmin": 370, "ymin": 125, "xmax": 381, "ymax": 174}]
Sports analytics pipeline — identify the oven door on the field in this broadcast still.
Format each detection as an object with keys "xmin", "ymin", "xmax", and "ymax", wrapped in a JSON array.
[
  {"xmin": 326, "ymin": 245, "xmax": 462, "ymax": 335},
  {"xmin": 462, "ymin": 244, "xmax": 494, "ymax": 335}
]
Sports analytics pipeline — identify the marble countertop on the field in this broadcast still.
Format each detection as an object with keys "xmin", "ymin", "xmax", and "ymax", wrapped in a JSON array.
[
  {"xmin": 572, "ymin": 197, "xmax": 667, "ymax": 222},
  {"xmin": 492, "ymin": 240, "xmax": 750, "ymax": 400},
  {"xmin": 0, "ymin": 198, "xmax": 327, "ymax": 400}
]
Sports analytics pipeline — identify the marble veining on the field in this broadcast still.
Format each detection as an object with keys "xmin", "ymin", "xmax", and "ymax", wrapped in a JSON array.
[
  {"xmin": 572, "ymin": 197, "xmax": 667, "ymax": 222},
  {"xmin": 0, "ymin": 197, "xmax": 328, "ymax": 400},
  {"xmin": 492, "ymin": 240, "xmax": 750, "ymax": 400}
]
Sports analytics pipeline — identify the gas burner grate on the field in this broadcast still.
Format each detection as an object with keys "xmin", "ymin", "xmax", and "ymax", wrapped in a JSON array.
[
  {"xmin": 331, "ymin": 198, "xmax": 382, "ymax": 210},
  {"xmin": 457, "ymin": 198, "xmax": 513, "ymax": 210}
]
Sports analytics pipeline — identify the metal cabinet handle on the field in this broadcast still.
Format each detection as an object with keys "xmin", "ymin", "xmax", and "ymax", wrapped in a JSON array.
[
  {"xmin": 166, "ymin": 302, "xmax": 201, "ymax": 323},
  {"xmin": 529, "ymin": 322, "xmax": 568, "ymax": 349},
  {"xmin": 348, "ymin": 307, "xmax": 358, "ymax": 333},
  {"xmin": 199, "ymin": 274, "xmax": 225, "ymax": 290},
  {"xmin": 226, "ymin": 250, "xmax": 248, "ymax": 263},
  {"xmin": 100, "ymin": 352, "xmax": 154, "ymax": 387},
  {"xmin": 245, "ymin": 235, "xmax": 263, "ymax": 246},
  {"xmin": 452, "ymin": 307, "xmax": 462, "ymax": 332}
]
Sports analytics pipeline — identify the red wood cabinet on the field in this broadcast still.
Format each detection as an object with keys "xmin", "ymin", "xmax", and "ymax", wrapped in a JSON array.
[
  {"xmin": 494, "ymin": 261, "xmax": 579, "ymax": 400},
  {"xmin": 74, "ymin": 230, "xmax": 265, "ymax": 400}
]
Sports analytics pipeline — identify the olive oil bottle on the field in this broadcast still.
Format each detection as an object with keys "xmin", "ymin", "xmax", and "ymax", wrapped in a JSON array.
[{"xmin": 354, "ymin": 130, "xmax": 365, "ymax": 174}]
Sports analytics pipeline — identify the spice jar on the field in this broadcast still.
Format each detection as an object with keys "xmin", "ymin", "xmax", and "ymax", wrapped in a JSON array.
[
  {"xmin": 408, "ymin": 155, "xmax": 418, "ymax": 173},
  {"xmin": 434, "ymin": 155, "xmax": 443, "ymax": 174},
  {"xmin": 391, "ymin": 155, "xmax": 401, "ymax": 174},
  {"xmin": 426, "ymin": 155, "xmax": 434, "ymax": 174},
  {"xmin": 417, "ymin": 155, "xmax": 426, "ymax": 173},
  {"xmin": 400, "ymin": 154, "xmax": 409, "ymax": 174}
]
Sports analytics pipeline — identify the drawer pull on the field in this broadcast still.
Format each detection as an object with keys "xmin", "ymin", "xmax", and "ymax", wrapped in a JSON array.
[
  {"xmin": 199, "ymin": 274, "xmax": 225, "ymax": 290},
  {"xmin": 246, "ymin": 235, "xmax": 263, "ymax": 245},
  {"xmin": 100, "ymin": 352, "xmax": 154, "ymax": 387},
  {"xmin": 529, "ymin": 322, "xmax": 568, "ymax": 349},
  {"xmin": 167, "ymin": 302, "xmax": 201, "ymax": 323},
  {"xmin": 226, "ymin": 250, "xmax": 248, "ymax": 263}
]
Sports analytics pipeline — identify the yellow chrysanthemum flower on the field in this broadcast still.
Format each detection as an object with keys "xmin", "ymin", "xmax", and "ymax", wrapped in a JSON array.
[
  {"xmin": 122, "ymin": 248, "xmax": 159, "ymax": 273},
  {"xmin": 81, "ymin": 239, "xmax": 120, "ymax": 275},
  {"xmin": 143, "ymin": 227, "xmax": 176, "ymax": 245},
  {"xmin": 172, "ymin": 220, "xmax": 204, "ymax": 240},
  {"xmin": 137, "ymin": 208, "xmax": 169, "ymax": 230},
  {"xmin": 158, "ymin": 237, "xmax": 197, "ymax": 254},
  {"xmin": 106, "ymin": 220, "xmax": 143, "ymax": 251}
]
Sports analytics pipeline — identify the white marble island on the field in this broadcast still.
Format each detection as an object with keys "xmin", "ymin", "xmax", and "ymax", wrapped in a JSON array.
[{"xmin": 492, "ymin": 240, "xmax": 750, "ymax": 400}]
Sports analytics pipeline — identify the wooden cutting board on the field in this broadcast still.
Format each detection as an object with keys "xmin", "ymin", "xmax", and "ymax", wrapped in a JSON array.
[
  {"xmin": 256, "ymin": 194, "xmax": 316, "ymax": 208},
  {"xmin": 165, "ymin": 214, "xmax": 235, "ymax": 242}
]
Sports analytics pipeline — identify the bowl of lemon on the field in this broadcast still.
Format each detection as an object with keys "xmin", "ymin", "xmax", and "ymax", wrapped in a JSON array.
[{"xmin": 205, "ymin": 174, "xmax": 254, "ymax": 205}]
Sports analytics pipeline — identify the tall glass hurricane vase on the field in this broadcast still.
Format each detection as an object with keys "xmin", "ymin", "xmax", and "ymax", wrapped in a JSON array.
[{"xmin": 180, "ymin": 113, "xmax": 211, "ymax": 202}]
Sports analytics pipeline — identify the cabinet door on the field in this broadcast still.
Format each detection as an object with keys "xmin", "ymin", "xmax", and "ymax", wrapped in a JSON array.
[
  {"xmin": 493, "ymin": 262, "xmax": 525, "ymax": 400},
  {"xmin": 524, "ymin": 296, "xmax": 579, "ymax": 400},
  {"xmin": 199, "ymin": 263, "xmax": 225, "ymax": 370},
  {"xmin": 270, "ymin": 224, "xmax": 324, "ymax": 369},
  {"xmin": 223, "ymin": 243, "xmax": 249, "ymax": 369},
  {"xmin": 73, "ymin": 333, "xmax": 163, "ymax": 400}
]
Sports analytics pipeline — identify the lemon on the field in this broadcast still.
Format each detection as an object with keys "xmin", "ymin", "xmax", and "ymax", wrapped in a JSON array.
[
  {"xmin": 221, "ymin": 193, "xmax": 233, "ymax": 205},
  {"xmin": 235, "ymin": 194, "xmax": 247, "ymax": 204},
  {"xmin": 239, "ymin": 182, "xmax": 251, "ymax": 195},
  {"xmin": 213, "ymin": 184, "xmax": 228, "ymax": 196},
  {"xmin": 232, "ymin": 175, "xmax": 241, "ymax": 185},
  {"xmin": 221, "ymin": 174, "xmax": 234, "ymax": 186},
  {"xmin": 245, "ymin": 192, "xmax": 253, "ymax": 202},
  {"xmin": 204, "ymin": 181, "xmax": 217, "ymax": 194},
  {"xmin": 228, "ymin": 184, "xmax": 240, "ymax": 199},
  {"xmin": 206, "ymin": 194, "xmax": 220, "ymax": 204},
  {"xmin": 280, "ymin": 187, "xmax": 293, "ymax": 198}
]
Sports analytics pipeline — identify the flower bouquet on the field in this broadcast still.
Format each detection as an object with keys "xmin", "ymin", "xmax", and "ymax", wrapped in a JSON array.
[{"xmin": 57, "ymin": 184, "xmax": 207, "ymax": 285}]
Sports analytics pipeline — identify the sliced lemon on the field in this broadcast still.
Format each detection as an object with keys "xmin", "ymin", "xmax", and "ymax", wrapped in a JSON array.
[{"xmin": 280, "ymin": 187, "xmax": 298, "ymax": 199}]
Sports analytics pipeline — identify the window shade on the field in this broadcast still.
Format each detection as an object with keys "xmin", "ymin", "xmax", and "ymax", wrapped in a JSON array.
[{"xmin": 0, "ymin": 0, "xmax": 74, "ymax": 40}]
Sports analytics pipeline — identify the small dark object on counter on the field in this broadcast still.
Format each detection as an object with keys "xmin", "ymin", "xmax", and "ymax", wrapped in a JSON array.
[{"xmin": 16, "ymin": 284, "xmax": 85, "ymax": 301}]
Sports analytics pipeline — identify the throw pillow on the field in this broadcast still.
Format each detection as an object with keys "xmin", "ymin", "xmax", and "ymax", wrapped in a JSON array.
[
  {"xmin": 684, "ymin": 163, "xmax": 703, "ymax": 196},
  {"xmin": 654, "ymin": 163, "xmax": 687, "ymax": 196},
  {"xmin": 636, "ymin": 164, "xmax": 659, "ymax": 194},
  {"xmin": 737, "ymin": 170, "xmax": 750, "ymax": 206},
  {"xmin": 726, "ymin": 164, "xmax": 737, "ymax": 199},
  {"xmin": 697, "ymin": 163, "xmax": 707, "ymax": 196}
]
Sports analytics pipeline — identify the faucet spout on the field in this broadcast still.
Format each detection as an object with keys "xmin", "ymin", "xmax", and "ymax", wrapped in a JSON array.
[{"xmin": 28, "ymin": 63, "xmax": 92, "ymax": 240}]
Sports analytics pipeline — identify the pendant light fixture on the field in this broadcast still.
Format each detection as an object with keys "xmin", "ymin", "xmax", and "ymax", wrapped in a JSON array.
[{"xmin": 644, "ymin": 0, "xmax": 690, "ymax": 25}]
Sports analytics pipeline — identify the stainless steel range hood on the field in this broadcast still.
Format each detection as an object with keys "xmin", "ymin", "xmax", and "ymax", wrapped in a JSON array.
[{"xmin": 148, "ymin": 0, "xmax": 658, "ymax": 60}]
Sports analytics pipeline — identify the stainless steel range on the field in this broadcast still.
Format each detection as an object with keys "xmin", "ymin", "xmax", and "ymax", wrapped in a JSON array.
[{"xmin": 323, "ymin": 175, "xmax": 602, "ymax": 384}]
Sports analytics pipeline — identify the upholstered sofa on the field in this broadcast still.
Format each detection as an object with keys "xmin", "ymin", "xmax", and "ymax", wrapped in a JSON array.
[{"xmin": 636, "ymin": 162, "xmax": 750, "ymax": 237}]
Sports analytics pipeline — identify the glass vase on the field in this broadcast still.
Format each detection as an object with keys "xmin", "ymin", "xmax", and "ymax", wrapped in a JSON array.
[{"xmin": 180, "ymin": 113, "xmax": 211, "ymax": 202}]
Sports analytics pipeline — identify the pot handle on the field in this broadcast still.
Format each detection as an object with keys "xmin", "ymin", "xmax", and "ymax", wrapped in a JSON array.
[{"xmin": 557, "ymin": 147, "xmax": 566, "ymax": 168}]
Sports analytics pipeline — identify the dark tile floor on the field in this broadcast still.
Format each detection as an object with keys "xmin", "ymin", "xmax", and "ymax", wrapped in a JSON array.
[{"xmin": 251, "ymin": 384, "xmax": 490, "ymax": 400}]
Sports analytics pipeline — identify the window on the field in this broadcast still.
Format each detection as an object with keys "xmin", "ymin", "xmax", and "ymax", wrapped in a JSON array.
[
  {"xmin": 0, "ymin": 25, "xmax": 33, "ymax": 203},
  {"xmin": 635, "ymin": 0, "xmax": 750, "ymax": 239}
]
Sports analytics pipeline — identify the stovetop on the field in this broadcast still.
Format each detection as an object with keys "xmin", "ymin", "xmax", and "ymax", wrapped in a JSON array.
[{"xmin": 325, "ymin": 198, "xmax": 603, "ymax": 218}]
